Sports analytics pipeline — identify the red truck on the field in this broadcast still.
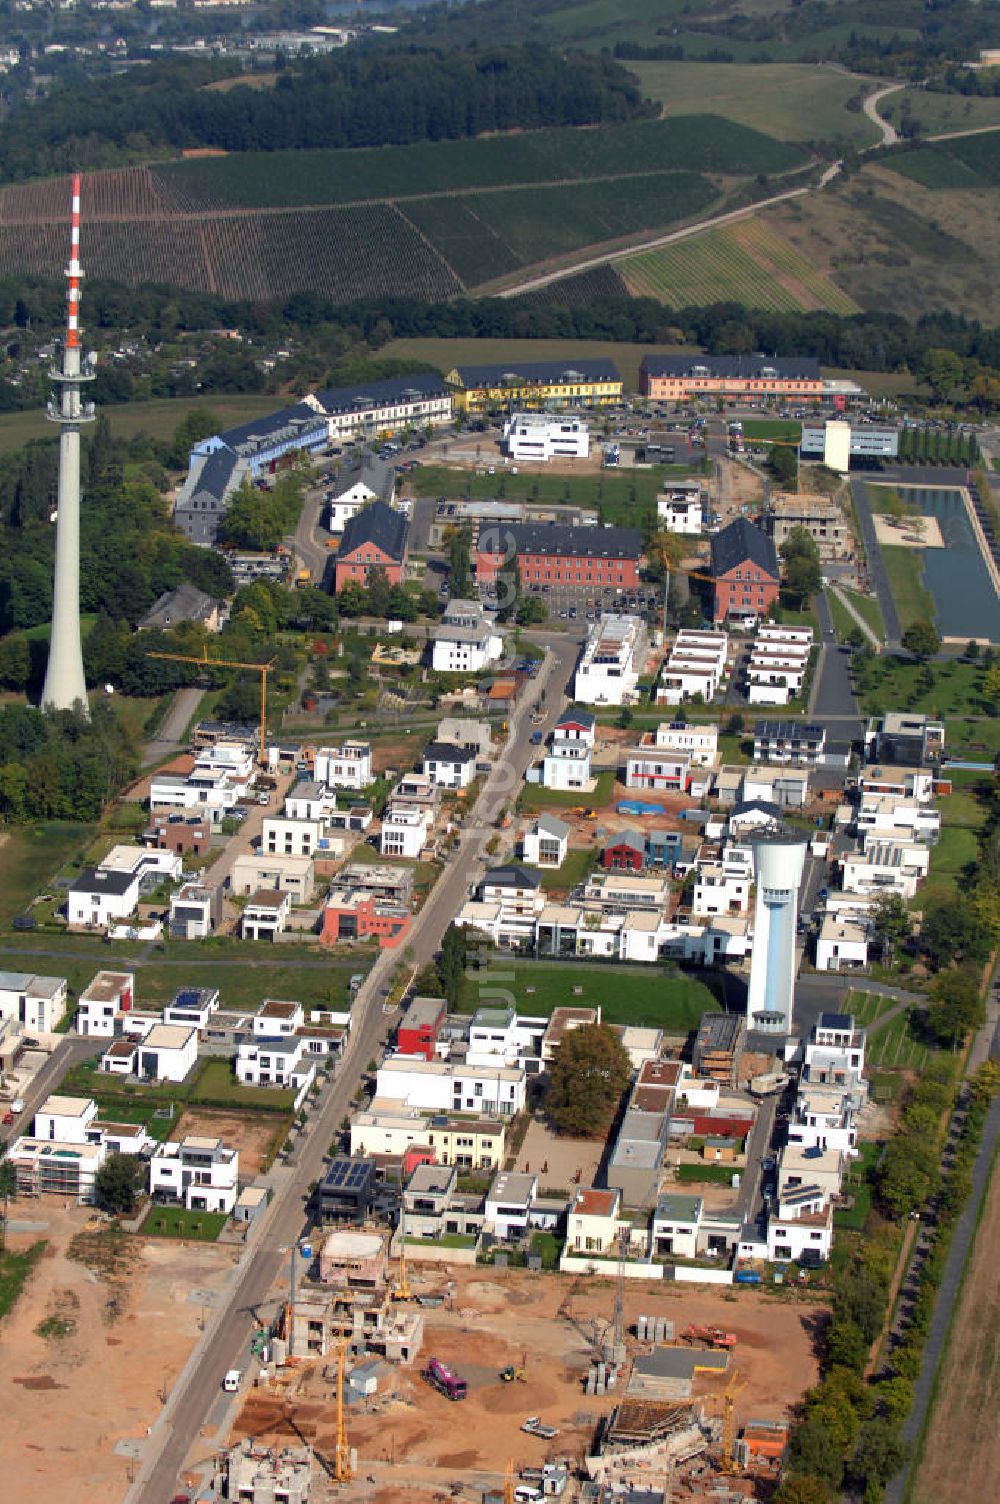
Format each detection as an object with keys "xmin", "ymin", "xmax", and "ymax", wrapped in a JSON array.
[{"xmin": 424, "ymin": 1356, "xmax": 467, "ymax": 1401}]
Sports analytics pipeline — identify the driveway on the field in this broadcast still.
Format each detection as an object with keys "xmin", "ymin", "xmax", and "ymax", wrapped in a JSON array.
[{"xmin": 141, "ymin": 686, "xmax": 205, "ymax": 769}]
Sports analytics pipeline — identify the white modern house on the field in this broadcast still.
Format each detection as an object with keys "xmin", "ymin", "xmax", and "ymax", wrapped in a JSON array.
[
  {"xmin": 315, "ymin": 742, "xmax": 373, "ymax": 791},
  {"xmin": 521, "ymin": 813, "xmax": 570, "ymax": 868},
  {"xmin": 801, "ymin": 1011, "xmax": 867, "ymax": 1093},
  {"xmin": 692, "ymin": 844, "xmax": 753, "ymax": 917},
  {"xmin": 0, "ymin": 971, "xmax": 67, "ymax": 1034},
  {"xmin": 747, "ymin": 624, "xmax": 813, "ymax": 706},
  {"xmin": 657, "ymin": 483, "xmax": 704, "ymax": 534},
  {"xmin": 431, "ymin": 599, "xmax": 502, "ymax": 674},
  {"xmin": 503, "ymin": 412, "xmax": 590, "ymax": 461},
  {"xmin": 786, "ymin": 1085, "xmax": 858, "ymax": 1155},
  {"xmin": 840, "ymin": 839, "xmax": 930, "ymax": 899},
  {"xmin": 75, "ymin": 970, "xmax": 136, "ymax": 1036},
  {"xmin": 149, "ymin": 1135, "xmax": 240, "ymax": 1215},
  {"xmin": 67, "ymin": 867, "xmax": 142, "ymax": 929},
  {"xmin": 230, "ymin": 852, "xmax": 315, "ymax": 902},
  {"xmin": 284, "ymin": 781, "xmax": 340, "ymax": 823},
  {"xmin": 649, "ymin": 720, "xmax": 719, "ymax": 765},
  {"xmin": 624, "ymin": 745, "xmax": 692, "ymax": 793},
  {"xmin": 541, "ymin": 735, "xmax": 592, "ymax": 790},
  {"xmin": 856, "ymin": 764, "xmax": 935, "ymax": 804},
  {"xmin": 100, "ymin": 1021, "xmax": 198, "ymax": 1082},
  {"xmin": 375, "ymin": 1057, "xmax": 527, "ymax": 1116},
  {"xmin": 261, "ymin": 815, "xmax": 327, "ymax": 857},
  {"xmin": 420, "ymin": 741, "xmax": 477, "ymax": 789},
  {"xmin": 380, "ymin": 801, "xmax": 431, "ymax": 859},
  {"xmin": 815, "ymin": 915, "xmax": 869, "ymax": 973},
  {"xmin": 657, "ymin": 629, "xmax": 728, "ymax": 705},
  {"xmin": 855, "ymin": 796, "xmax": 940, "ymax": 845},
  {"xmin": 573, "ymin": 615, "xmax": 646, "ymax": 706}
]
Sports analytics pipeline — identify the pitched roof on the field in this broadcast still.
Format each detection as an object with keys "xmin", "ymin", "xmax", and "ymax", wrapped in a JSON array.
[
  {"xmin": 422, "ymin": 741, "xmax": 477, "ymax": 764},
  {"xmin": 556, "ymin": 707, "xmax": 596, "ymax": 729},
  {"xmin": 710, "ymin": 518, "xmax": 779, "ymax": 581},
  {"xmin": 604, "ymin": 830, "xmax": 645, "ymax": 854},
  {"xmin": 447, "ymin": 357, "xmax": 621, "ymax": 388},
  {"xmin": 491, "ymin": 523, "xmax": 641, "ymax": 561},
  {"xmin": 139, "ymin": 583, "xmax": 217, "ymax": 631},
  {"xmin": 642, "ymin": 353, "xmax": 821, "ymax": 380},
  {"xmin": 338, "ymin": 500, "xmax": 408, "ymax": 563},
  {"xmin": 483, "ymin": 864, "xmax": 541, "ymax": 890},
  {"xmin": 313, "ymin": 372, "xmax": 449, "ymax": 414},
  {"xmin": 534, "ymin": 813, "xmax": 570, "ymax": 839},
  {"xmin": 217, "ymin": 401, "xmax": 323, "ymax": 452}
]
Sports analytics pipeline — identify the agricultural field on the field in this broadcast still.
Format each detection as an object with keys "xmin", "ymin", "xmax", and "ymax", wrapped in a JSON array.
[
  {"xmin": 865, "ymin": 1008, "xmax": 933, "ymax": 1071},
  {"xmin": 0, "ymin": 394, "xmax": 278, "ymax": 453},
  {"xmin": 631, "ymin": 60, "xmax": 882, "ymax": 147},
  {"xmin": 911, "ymin": 1154, "xmax": 1000, "ymax": 1504},
  {"xmin": 619, "ymin": 218, "xmax": 859, "ymax": 314},
  {"xmin": 884, "ymin": 133, "xmax": 1000, "ymax": 191},
  {"xmin": 0, "ymin": 120, "xmax": 805, "ymax": 301}
]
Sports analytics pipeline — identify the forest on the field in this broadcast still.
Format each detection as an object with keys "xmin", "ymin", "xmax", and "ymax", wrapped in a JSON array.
[{"xmin": 0, "ymin": 45, "xmax": 651, "ymax": 179}]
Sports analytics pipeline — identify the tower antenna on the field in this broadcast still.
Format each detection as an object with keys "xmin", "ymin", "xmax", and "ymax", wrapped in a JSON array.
[{"xmin": 41, "ymin": 171, "xmax": 94, "ymax": 716}]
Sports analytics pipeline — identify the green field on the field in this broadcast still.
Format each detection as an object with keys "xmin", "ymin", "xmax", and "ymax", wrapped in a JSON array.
[
  {"xmin": 851, "ymin": 654, "xmax": 986, "ymax": 718},
  {"xmin": 880, "ymin": 545, "xmax": 936, "ymax": 631},
  {"xmin": 0, "ymin": 1241, "xmax": 46, "ymax": 1321},
  {"xmin": 140, "ymin": 1205, "xmax": 227, "ymax": 1241},
  {"xmin": 518, "ymin": 772, "xmax": 615, "ymax": 812},
  {"xmin": 886, "ymin": 132, "xmax": 1000, "ymax": 191},
  {"xmin": 409, "ymin": 461, "xmax": 692, "ymax": 527},
  {"xmin": 61, "ymin": 1053, "xmax": 297, "ymax": 1114},
  {"xmin": 921, "ymin": 823, "xmax": 980, "ymax": 903},
  {"xmin": 865, "ymin": 1008, "xmax": 933, "ymax": 1071},
  {"xmin": 533, "ymin": 848, "xmax": 598, "ymax": 892},
  {"xmin": 0, "ymin": 822, "xmax": 96, "ymax": 925},
  {"xmin": 826, "ymin": 587, "xmax": 886, "ymax": 643},
  {"xmin": 632, "ymin": 61, "xmax": 882, "ymax": 147},
  {"xmin": 846, "ymin": 989, "xmax": 900, "ymax": 1031},
  {"xmin": 456, "ymin": 959, "xmax": 720, "ymax": 1031},
  {"xmin": 882, "ymin": 89, "xmax": 1000, "ymax": 136},
  {"xmin": 620, "ymin": 218, "xmax": 859, "ymax": 314},
  {"xmin": 0, "ymin": 394, "xmax": 278, "ymax": 455},
  {"xmin": 742, "ymin": 418, "xmax": 802, "ymax": 440},
  {"xmin": 159, "ymin": 116, "xmax": 806, "ymax": 210}
]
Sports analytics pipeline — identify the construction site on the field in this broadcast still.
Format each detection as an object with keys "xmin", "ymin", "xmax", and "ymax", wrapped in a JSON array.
[{"xmin": 213, "ymin": 1231, "xmax": 822, "ymax": 1504}]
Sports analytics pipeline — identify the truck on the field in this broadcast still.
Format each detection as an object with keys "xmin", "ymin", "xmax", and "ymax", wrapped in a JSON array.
[
  {"xmin": 424, "ymin": 1355, "xmax": 467, "ymax": 1401},
  {"xmin": 681, "ymin": 1323, "xmax": 737, "ymax": 1349},
  {"xmin": 521, "ymin": 1417, "xmax": 560, "ymax": 1439}
]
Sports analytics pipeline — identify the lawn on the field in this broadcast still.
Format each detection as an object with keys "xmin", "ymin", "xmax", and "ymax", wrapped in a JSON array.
[
  {"xmin": 838, "ymin": 587, "xmax": 885, "ymax": 641},
  {"xmin": 935, "ymin": 785, "xmax": 989, "ymax": 831},
  {"xmin": 676, "ymin": 1162, "xmax": 740, "ymax": 1185},
  {"xmin": 140, "ymin": 1205, "xmax": 227, "ymax": 1241},
  {"xmin": 865, "ymin": 1009, "xmax": 933, "ymax": 1071},
  {"xmin": 851, "ymin": 654, "xmax": 985, "ymax": 718},
  {"xmin": 0, "ymin": 1240, "xmax": 46, "ymax": 1320},
  {"xmin": 0, "ymin": 822, "xmax": 96, "ymax": 926},
  {"xmin": 455, "ymin": 959, "xmax": 720, "ymax": 1031},
  {"xmin": 630, "ymin": 60, "xmax": 882, "ymax": 147},
  {"xmin": 518, "ymin": 771, "xmax": 615, "ymax": 812},
  {"xmin": 136, "ymin": 954, "xmax": 366, "ymax": 1012},
  {"xmin": 0, "ymin": 394, "xmax": 278, "ymax": 454},
  {"xmin": 921, "ymin": 823, "xmax": 979, "ymax": 902},
  {"xmin": 833, "ymin": 1140, "xmax": 879, "ymax": 1231},
  {"xmin": 741, "ymin": 419, "xmax": 803, "ymax": 441},
  {"xmin": 845, "ymin": 990, "xmax": 899, "ymax": 1032},
  {"xmin": 880, "ymin": 88, "xmax": 1000, "ymax": 136},
  {"xmin": 59, "ymin": 1055, "xmax": 296, "ymax": 1115},
  {"xmin": 535, "ymin": 848, "xmax": 599, "ymax": 892},
  {"xmin": 408, "ymin": 460, "xmax": 695, "ymax": 528}
]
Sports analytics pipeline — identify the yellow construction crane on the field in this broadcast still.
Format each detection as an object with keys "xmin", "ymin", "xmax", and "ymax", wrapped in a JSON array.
[
  {"xmin": 146, "ymin": 646, "xmax": 276, "ymax": 767},
  {"xmin": 392, "ymin": 1198, "xmax": 412, "ymax": 1302},
  {"xmin": 718, "ymin": 1371, "xmax": 747, "ymax": 1475},
  {"xmin": 504, "ymin": 1459, "xmax": 516, "ymax": 1504},
  {"xmin": 332, "ymin": 1334, "xmax": 354, "ymax": 1482}
]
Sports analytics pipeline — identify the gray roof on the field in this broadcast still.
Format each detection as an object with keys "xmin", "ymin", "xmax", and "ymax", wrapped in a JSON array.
[
  {"xmin": 495, "ymin": 523, "xmax": 641, "ymax": 561},
  {"xmin": 139, "ymin": 583, "xmax": 217, "ymax": 632},
  {"xmin": 338, "ymin": 500, "xmax": 408, "ymax": 563},
  {"xmin": 483, "ymin": 864, "xmax": 541, "ymax": 890},
  {"xmin": 710, "ymin": 518, "xmax": 779, "ymax": 581},
  {"xmin": 422, "ymin": 741, "xmax": 477, "ymax": 764},
  {"xmin": 642, "ymin": 353, "xmax": 821, "ymax": 380},
  {"xmin": 313, "ymin": 372, "xmax": 448, "ymax": 414},
  {"xmin": 217, "ymin": 401, "xmax": 323, "ymax": 452},
  {"xmin": 731, "ymin": 799, "xmax": 783, "ymax": 821},
  {"xmin": 604, "ymin": 830, "xmax": 645, "ymax": 854},
  {"xmin": 69, "ymin": 866, "xmax": 136, "ymax": 896},
  {"xmin": 755, "ymin": 720, "xmax": 824, "ymax": 741},
  {"xmin": 448, "ymin": 357, "xmax": 621, "ymax": 387},
  {"xmin": 535, "ymin": 813, "xmax": 570, "ymax": 840}
]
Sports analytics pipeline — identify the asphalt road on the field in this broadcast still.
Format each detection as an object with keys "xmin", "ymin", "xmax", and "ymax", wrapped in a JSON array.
[
  {"xmin": 811, "ymin": 593, "xmax": 863, "ymax": 736},
  {"xmin": 140, "ymin": 685, "xmax": 205, "ymax": 769},
  {"xmin": 127, "ymin": 631, "xmax": 582, "ymax": 1504},
  {"xmin": 0, "ymin": 1034, "xmax": 102, "ymax": 1150}
]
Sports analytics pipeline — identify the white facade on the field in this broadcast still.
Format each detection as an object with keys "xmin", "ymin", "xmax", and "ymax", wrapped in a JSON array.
[
  {"xmin": 692, "ymin": 844, "xmax": 753, "ymax": 917},
  {"xmin": 148, "ymin": 769, "xmax": 238, "ymax": 822},
  {"xmin": 315, "ymin": 741, "xmax": 373, "ymax": 791},
  {"xmin": 485, "ymin": 1170, "xmax": 539, "ymax": 1240},
  {"xmin": 652, "ymin": 721, "xmax": 718, "ymax": 765},
  {"xmin": 747, "ymin": 626, "xmax": 812, "ymax": 706},
  {"xmin": 521, "ymin": 815, "xmax": 570, "ymax": 868},
  {"xmin": 856, "ymin": 796, "xmax": 940, "ymax": 845},
  {"xmin": 815, "ymin": 915, "xmax": 869, "ymax": 973},
  {"xmin": 149, "ymin": 1135, "xmax": 239, "ymax": 1215},
  {"xmin": 306, "ymin": 383, "xmax": 452, "ymax": 443},
  {"xmin": 67, "ymin": 869, "xmax": 141, "ymax": 929},
  {"xmin": 541, "ymin": 737, "xmax": 592, "ymax": 790},
  {"xmin": 33, "ymin": 1094, "xmax": 98, "ymax": 1143},
  {"xmin": 169, "ymin": 884, "xmax": 215, "ymax": 941},
  {"xmin": 328, "ymin": 478, "xmax": 377, "ymax": 533},
  {"xmin": 787, "ymin": 1085, "xmax": 857, "ymax": 1155},
  {"xmin": 75, "ymin": 971, "xmax": 135, "ymax": 1036},
  {"xmin": 0, "ymin": 971, "xmax": 67, "ymax": 1034},
  {"xmin": 381, "ymin": 802, "xmax": 431, "ymax": 858},
  {"xmin": 777, "ymin": 1142, "xmax": 844, "ymax": 1207},
  {"xmin": 375, "ymin": 1057, "xmax": 527, "ymax": 1116},
  {"xmin": 421, "ymin": 745, "xmax": 477, "ymax": 789},
  {"xmin": 262, "ymin": 815, "xmax": 326, "ymax": 857},
  {"xmin": 857, "ymin": 765, "xmax": 935, "ymax": 804},
  {"xmin": 746, "ymin": 835, "xmax": 807, "ymax": 1034},
  {"xmin": 431, "ymin": 622, "xmax": 503, "ymax": 674},
  {"xmin": 624, "ymin": 746, "xmax": 691, "ymax": 792},
  {"xmin": 840, "ymin": 840, "xmax": 929, "ymax": 899},
  {"xmin": 236, "ymin": 1034, "xmax": 303, "ymax": 1086},
  {"xmin": 802, "ymin": 1014, "xmax": 867, "ymax": 1093},
  {"xmin": 573, "ymin": 615, "xmax": 646, "ymax": 707},
  {"xmin": 564, "ymin": 1187, "xmax": 622, "ymax": 1256},
  {"xmin": 657, "ymin": 485, "xmax": 703, "ymax": 534},
  {"xmin": 503, "ymin": 412, "xmax": 590, "ymax": 462},
  {"xmin": 102, "ymin": 1022, "xmax": 198, "ymax": 1082},
  {"xmin": 767, "ymin": 1204, "xmax": 834, "ymax": 1264},
  {"xmin": 657, "ymin": 630, "xmax": 728, "ymax": 706},
  {"xmin": 284, "ymin": 783, "xmax": 340, "ymax": 823},
  {"xmin": 230, "ymin": 852, "xmax": 315, "ymax": 902}
]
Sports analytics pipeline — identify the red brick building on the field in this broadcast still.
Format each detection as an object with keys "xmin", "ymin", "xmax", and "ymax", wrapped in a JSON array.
[
  {"xmin": 397, "ymin": 996, "xmax": 446, "ymax": 1061},
  {"xmin": 320, "ymin": 890, "xmax": 412, "ymax": 949},
  {"xmin": 334, "ymin": 500, "xmax": 409, "ymax": 593},
  {"xmin": 144, "ymin": 813, "xmax": 211, "ymax": 856},
  {"xmin": 709, "ymin": 518, "xmax": 780, "ymax": 624},
  {"xmin": 476, "ymin": 522, "xmax": 642, "ymax": 590}
]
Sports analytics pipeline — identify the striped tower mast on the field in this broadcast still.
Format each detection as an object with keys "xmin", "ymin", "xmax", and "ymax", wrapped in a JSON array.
[{"xmin": 41, "ymin": 171, "xmax": 94, "ymax": 716}]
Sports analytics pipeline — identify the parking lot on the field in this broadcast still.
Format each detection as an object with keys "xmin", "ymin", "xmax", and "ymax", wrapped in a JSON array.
[{"xmin": 481, "ymin": 579, "xmax": 666, "ymax": 626}]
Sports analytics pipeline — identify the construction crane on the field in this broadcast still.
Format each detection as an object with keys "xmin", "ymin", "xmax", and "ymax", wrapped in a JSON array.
[
  {"xmin": 332, "ymin": 1332, "xmax": 354, "ymax": 1482},
  {"xmin": 709, "ymin": 1369, "xmax": 746, "ymax": 1475},
  {"xmin": 503, "ymin": 1459, "xmax": 516, "ymax": 1504},
  {"xmin": 392, "ymin": 1197, "xmax": 412, "ymax": 1302},
  {"xmin": 146, "ymin": 646, "xmax": 276, "ymax": 766}
]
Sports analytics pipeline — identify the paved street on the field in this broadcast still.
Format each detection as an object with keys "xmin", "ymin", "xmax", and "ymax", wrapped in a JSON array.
[
  {"xmin": 127, "ymin": 631, "xmax": 582, "ymax": 1504},
  {"xmin": 0, "ymin": 1034, "xmax": 103, "ymax": 1151},
  {"xmin": 141, "ymin": 685, "xmax": 205, "ymax": 769},
  {"xmin": 810, "ymin": 592, "xmax": 863, "ymax": 739}
]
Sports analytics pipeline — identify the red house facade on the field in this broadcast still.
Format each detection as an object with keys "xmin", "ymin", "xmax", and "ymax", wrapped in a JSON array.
[
  {"xmin": 709, "ymin": 518, "xmax": 780, "ymax": 624},
  {"xmin": 334, "ymin": 500, "xmax": 409, "ymax": 593},
  {"xmin": 601, "ymin": 833, "xmax": 646, "ymax": 871},
  {"xmin": 320, "ymin": 892, "xmax": 412, "ymax": 949},
  {"xmin": 397, "ymin": 996, "xmax": 446, "ymax": 1061},
  {"xmin": 476, "ymin": 522, "xmax": 642, "ymax": 590}
]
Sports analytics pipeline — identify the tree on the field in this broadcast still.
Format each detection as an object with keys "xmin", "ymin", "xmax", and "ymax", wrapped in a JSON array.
[
  {"xmin": 868, "ymin": 892, "xmax": 911, "ymax": 966},
  {"xmin": 845, "ymin": 625, "xmax": 867, "ymax": 652},
  {"xmin": 769, "ymin": 443, "xmax": 798, "ymax": 488},
  {"xmin": 922, "ymin": 896, "xmax": 991, "ymax": 970},
  {"xmin": 774, "ymin": 1477, "xmax": 832, "ymax": 1504},
  {"xmin": 445, "ymin": 522, "xmax": 473, "ymax": 599},
  {"xmin": 926, "ymin": 968, "xmax": 984, "ymax": 1047},
  {"xmin": 94, "ymin": 1153, "xmax": 143, "ymax": 1216},
  {"xmin": 982, "ymin": 663, "xmax": 1000, "ymax": 709},
  {"xmin": 546, "ymin": 1023, "xmax": 631, "ymax": 1137},
  {"xmin": 848, "ymin": 1418, "xmax": 907, "ymax": 1494},
  {"xmin": 515, "ymin": 594, "xmax": 547, "ymax": 626},
  {"xmin": 901, "ymin": 619, "xmax": 939, "ymax": 661},
  {"xmin": 438, "ymin": 924, "xmax": 467, "ymax": 1007},
  {"xmin": 919, "ymin": 348, "xmax": 965, "ymax": 404},
  {"xmin": 366, "ymin": 565, "xmax": 391, "ymax": 620},
  {"xmin": 786, "ymin": 1415, "xmax": 845, "ymax": 1493},
  {"xmin": 780, "ymin": 526, "xmax": 822, "ymax": 609}
]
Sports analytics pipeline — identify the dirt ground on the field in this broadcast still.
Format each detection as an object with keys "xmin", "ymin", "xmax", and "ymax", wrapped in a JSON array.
[
  {"xmin": 1, "ymin": 1204, "xmax": 236, "ymax": 1504},
  {"xmin": 873, "ymin": 512, "xmax": 944, "ymax": 550},
  {"xmin": 173, "ymin": 1107, "xmax": 281, "ymax": 1178},
  {"xmin": 513, "ymin": 1118, "xmax": 603, "ymax": 1189},
  {"xmin": 910, "ymin": 1156, "xmax": 1000, "ymax": 1504},
  {"xmin": 234, "ymin": 1264, "xmax": 824, "ymax": 1499}
]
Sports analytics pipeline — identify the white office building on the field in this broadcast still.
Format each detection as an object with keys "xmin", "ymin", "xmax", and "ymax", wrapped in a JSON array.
[
  {"xmin": 649, "ymin": 720, "xmax": 719, "ymax": 765},
  {"xmin": 375, "ymin": 1057, "xmax": 527, "ymax": 1116},
  {"xmin": 503, "ymin": 412, "xmax": 590, "ymax": 462},
  {"xmin": 573, "ymin": 615, "xmax": 646, "ymax": 706},
  {"xmin": 657, "ymin": 483, "xmax": 704, "ymax": 534}
]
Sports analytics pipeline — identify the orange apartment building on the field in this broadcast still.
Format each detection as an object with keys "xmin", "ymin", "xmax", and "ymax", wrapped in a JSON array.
[{"xmin": 640, "ymin": 354, "xmax": 824, "ymax": 405}]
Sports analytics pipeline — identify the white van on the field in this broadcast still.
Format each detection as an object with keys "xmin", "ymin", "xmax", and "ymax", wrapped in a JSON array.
[
  {"xmin": 223, "ymin": 1369, "xmax": 242, "ymax": 1393},
  {"xmin": 515, "ymin": 1489, "xmax": 542, "ymax": 1503}
]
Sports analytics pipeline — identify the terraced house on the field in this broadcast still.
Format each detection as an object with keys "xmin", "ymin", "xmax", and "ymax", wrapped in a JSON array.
[{"xmin": 444, "ymin": 358, "xmax": 623, "ymax": 413}]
